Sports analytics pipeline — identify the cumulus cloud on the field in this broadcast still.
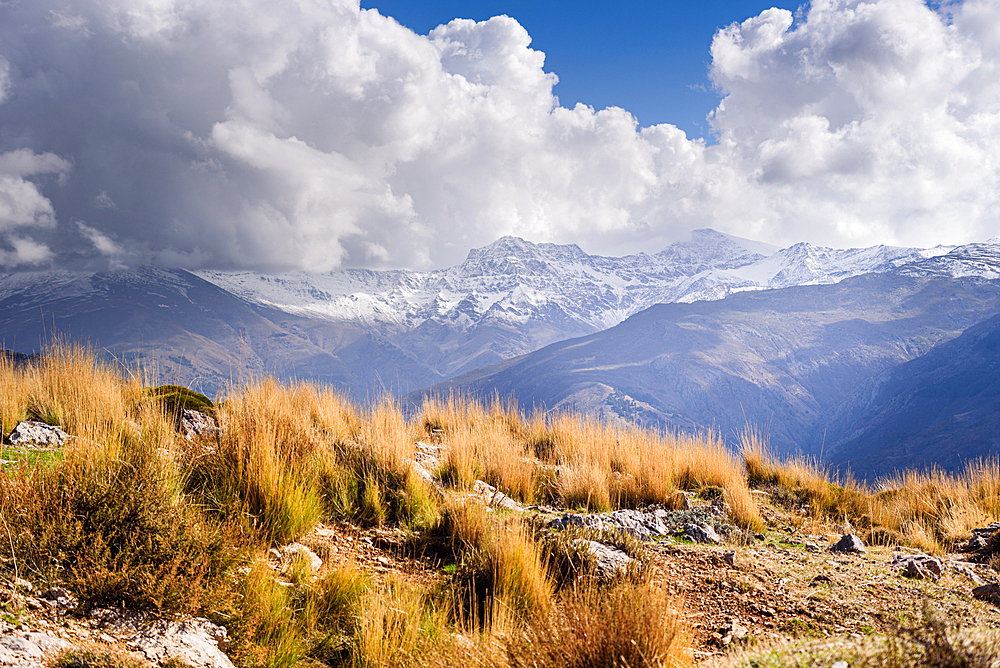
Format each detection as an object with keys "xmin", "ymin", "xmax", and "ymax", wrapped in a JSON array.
[
  {"xmin": 0, "ymin": 0, "xmax": 997, "ymax": 272},
  {"xmin": 0, "ymin": 149, "xmax": 72, "ymax": 267}
]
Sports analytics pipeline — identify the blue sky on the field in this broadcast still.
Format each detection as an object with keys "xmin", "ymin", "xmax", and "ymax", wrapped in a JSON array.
[{"xmin": 360, "ymin": 1, "xmax": 800, "ymax": 138}]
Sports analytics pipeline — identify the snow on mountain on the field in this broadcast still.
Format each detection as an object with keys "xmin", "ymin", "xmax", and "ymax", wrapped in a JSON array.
[
  {"xmin": 195, "ymin": 229, "xmax": 956, "ymax": 335},
  {"xmin": 898, "ymin": 239, "xmax": 1000, "ymax": 279}
]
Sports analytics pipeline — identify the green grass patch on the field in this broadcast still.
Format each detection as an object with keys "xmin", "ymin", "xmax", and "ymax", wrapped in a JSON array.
[{"xmin": 1, "ymin": 447, "xmax": 64, "ymax": 470}]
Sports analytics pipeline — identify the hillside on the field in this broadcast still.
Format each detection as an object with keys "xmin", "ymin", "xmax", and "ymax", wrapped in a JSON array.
[
  {"xmin": 0, "ymin": 268, "xmax": 442, "ymax": 397},
  {"xmin": 413, "ymin": 271, "xmax": 1000, "ymax": 462},
  {"xmin": 1, "ymin": 347, "xmax": 999, "ymax": 668},
  {"xmin": 821, "ymin": 312, "xmax": 1000, "ymax": 476}
]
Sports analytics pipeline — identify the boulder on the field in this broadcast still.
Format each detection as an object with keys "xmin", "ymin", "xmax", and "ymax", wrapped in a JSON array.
[
  {"xmin": 39, "ymin": 587, "xmax": 77, "ymax": 609},
  {"xmin": 965, "ymin": 522, "xmax": 1000, "ymax": 552},
  {"xmin": 571, "ymin": 539, "xmax": 637, "ymax": 577},
  {"xmin": 0, "ymin": 633, "xmax": 72, "ymax": 667},
  {"xmin": 973, "ymin": 583, "xmax": 1000, "ymax": 607},
  {"xmin": 684, "ymin": 523, "xmax": 721, "ymax": 544},
  {"xmin": 278, "ymin": 543, "xmax": 323, "ymax": 573},
  {"xmin": 472, "ymin": 480, "xmax": 524, "ymax": 512},
  {"xmin": 7, "ymin": 422, "xmax": 70, "ymax": 448},
  {"xmin": 829, "ymin": 534, "xmax": 866, "ymax": 554},
  {"xmin": 181, "ymin": 409, "xmax": 220, "ymax": 441},
  {"xmin": 125, "ymin": 618, "xmax": 234, "ymax": 668}
]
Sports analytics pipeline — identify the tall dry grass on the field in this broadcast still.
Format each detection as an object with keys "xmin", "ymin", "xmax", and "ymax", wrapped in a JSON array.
[
  {"xmin": 0, "ymin": 341, "xmax": 240, "ymax": 612},
  {"xmin": 740, "ymin": 427, "xmax": 1000, "ymax": 553},
  {"xmin": 423, "ymin": 397, "xmax": 763, "ymax": 529},
  {"xmin": 11, "ymin": 341, "xmax": 1000, "ymax": 667}
]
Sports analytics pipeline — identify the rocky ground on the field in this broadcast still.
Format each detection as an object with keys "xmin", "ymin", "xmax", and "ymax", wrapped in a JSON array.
[{"xmin": 2, "ymin": 430, "xmax": 999, "ymax": 667}]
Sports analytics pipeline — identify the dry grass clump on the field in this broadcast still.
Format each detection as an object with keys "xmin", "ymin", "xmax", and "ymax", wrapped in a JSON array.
[
  {"xmin": 741, "ymin": 427, "xmax": 868, "ymax": 522},
  {"xmin": 0, "ymin": 342, "xmax": 241, "ymax": 613},
  {"xmin": 423, "ymin": 396, "xmax": 762, "ymax": 529},
  {"xmin": 434, "ymin": 500, "xmax": 553, "ymax": 624},
  {"xmin": 740, "ymin": 428, "xmax": 1000, "ymax": 553},
  {"xmin": 868, "ymin": 464, "xmax": 1000, "ymax": 554},
  {"xmin": 508, "ymin": 580, "xmax": 689, "ymax": 668},
  {"xmin": 189, "ymin": 382, "xmax": 439, "ymax": 542}
]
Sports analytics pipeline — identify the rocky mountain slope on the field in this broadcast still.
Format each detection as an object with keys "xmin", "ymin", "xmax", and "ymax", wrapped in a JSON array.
[
  {"xmin": 413, "ymin": 240, "xmax": 1000, "ymax": 466},
  {"xmin": 197, "ymin": 229, "xmax": 946, "ymax": 357},
  {"xmin": 0, "ymin": 268, "xmax": 436, "ymax": 397},
  {"xmin": 820, "ymin": 311, "xmax": 1000, "ymax": 476},
  {"xmin": 1, "ymin": 230, "xmax": 943, "ymax": 397}
]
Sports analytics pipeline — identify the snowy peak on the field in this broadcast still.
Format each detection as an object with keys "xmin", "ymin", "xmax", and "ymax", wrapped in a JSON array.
[
  {"xmin": 656, "ymin": 228, "xmax": 776, "ymax": 272},
  {"xmin": 194, "ymin": 232, "xmax": 991, "ymax": 344},
  {"xmin": 898, "ymin": 240, "xmax": 1000, "ymax": 279},
  {"xmin": 457, "ymin": 236, "xmax": 589, "ymax": 279}
]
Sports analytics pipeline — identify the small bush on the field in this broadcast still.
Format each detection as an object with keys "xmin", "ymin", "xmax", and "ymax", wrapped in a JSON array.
[{"xmin": 146, "ymin": 384, "xmax": 215, "ymax": 416}]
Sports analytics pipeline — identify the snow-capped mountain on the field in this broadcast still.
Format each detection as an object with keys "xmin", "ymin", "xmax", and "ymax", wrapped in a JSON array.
[
  {"xmin": 898, "ymin": 238, "xmax": 1000, "ymax": 279},
  {"xmin": 196, "ymin": 229, "xmax": 952, "ymax": 336}
]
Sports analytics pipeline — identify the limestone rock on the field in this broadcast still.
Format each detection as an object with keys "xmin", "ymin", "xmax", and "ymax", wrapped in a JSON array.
[
  {"xmin": 473, "ymin": 480, "xmax": 524, "ymax": 512},
  {"xmin": 39, "ymin": 587, "xmax": 76, "ymax": 609},
  {"xmin": 829, "ymin": 534, "xmax": 866, "ymax": 554},
  {"xmin": 126, "ymin": 618, "xmax": 234, "ymax": 668},
  {"xmin": 571, "ymin": 539, "xmax": 637, "ymax": 577},
  {"xmin": 279, "ymin": 543, "xmax": 323, "ymax": 573},
  {"xmin": 684, "ymin": 523, "xmax": 721, "ymax": 544},
  {"xmin": 7, "ymin": 422, "xmax": 69, "ymax": 448},
  {"xmin": 181, "ymin": 410, "xmax": 219, "ymax": 441},
  {"xmin": 0, "ymin": 633, "xmax": 72, "ymax": 667},
  {"xmin": 947, "ymin": 561, "xmax": 986, "ymax": 586}
]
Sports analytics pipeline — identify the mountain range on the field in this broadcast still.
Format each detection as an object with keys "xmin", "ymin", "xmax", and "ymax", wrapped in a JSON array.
[
  {"xmin": 413, "ymin": 239, "xmax": 1000, "ymax": 473},
  {"xmin": 3, "ymin": 229, "xmax": 999, "ymax": 476}
]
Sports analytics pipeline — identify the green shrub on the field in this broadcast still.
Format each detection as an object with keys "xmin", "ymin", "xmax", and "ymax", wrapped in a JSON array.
[{"xmin": 146, "ymin": 384, "xmax": 215, "ymax": 417}]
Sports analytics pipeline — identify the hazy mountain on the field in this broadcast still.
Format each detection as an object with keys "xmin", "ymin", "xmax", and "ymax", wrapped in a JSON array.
[
  {"xmin": 411, "ymin": 241, "xmax": 1000, "ymax": 467},
  {"xmin": 0, "ymin": 230, "xmax": 955, "ymax": 408},
  {"xmin": 0, "ymin": 268, "xmax": 442, "ymax": 397},
  {"xmin": 820, "ymin": 311, "xmax": 1000, "ymax": 477},
  {"xmin": 196, "ymin": 229, "xmax": 944, "ymax": 377}
]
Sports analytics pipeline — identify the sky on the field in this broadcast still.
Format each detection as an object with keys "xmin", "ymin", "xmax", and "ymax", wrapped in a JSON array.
[
  {"xmin": 356, "ymin": 1, "xmax": 801, "ymax": 138},
  {"xmin": 0, "ymin": 0, "xmax": 998, "ymax": 272}
]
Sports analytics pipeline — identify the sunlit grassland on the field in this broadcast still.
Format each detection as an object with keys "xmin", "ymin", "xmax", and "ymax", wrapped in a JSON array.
[{"xmin": 1, "ymin": 343, "xmax": 998, "ymax": 667}]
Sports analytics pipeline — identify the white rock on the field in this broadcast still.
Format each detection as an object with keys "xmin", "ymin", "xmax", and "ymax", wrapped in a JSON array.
[
  {"xmin": 0, "ymin": 636, "xmax": 43, "ymax": 660},
  {"xmin": 472, "ymin": 480, "xmax": 524, "ymax": 512},
  {"xmin": 571, "ymin": 539, "xmax": 637, "ymax": 577},
  {"xmin": 279, "ymin": 543, "xmax": 323, "ymax": 572},
  {"xmin": 7, "ymin": 422, "xmax": 69, "ymax": 448},
  {"xmin": 127, "ymin": 618, "xmax": 234, "ymax": 668}
]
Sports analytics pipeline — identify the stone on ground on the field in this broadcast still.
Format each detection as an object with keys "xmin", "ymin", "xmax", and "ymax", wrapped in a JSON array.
[
  {"xmin": 7, "ymin": 422, "xmax": 70, "ymax": 448},
  {"xmin": 829, "ymin": 534, "xmax": 866, "ymax": 554}
]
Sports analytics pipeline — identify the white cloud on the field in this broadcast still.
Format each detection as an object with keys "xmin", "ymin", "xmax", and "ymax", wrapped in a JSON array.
[
  {"xmin": 0, "ymin": 0, "xmax": 998, "ymax": 271},
  {"xmin": 0, "ymin": 150, "xmax": 72, "ymax": 267},
  {"xmin": 49, "ymin": 8, "xmax": 93, "ymax": 35}
]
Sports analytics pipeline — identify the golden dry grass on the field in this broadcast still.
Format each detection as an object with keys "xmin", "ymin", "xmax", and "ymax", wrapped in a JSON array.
[
  {"xmin": 740, "ymin": 427, "xmax": 1000, "ymax": 553},
  {"xmin": 5, "ymin": 342, "xmax": 1000, "ymax": 667}
]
